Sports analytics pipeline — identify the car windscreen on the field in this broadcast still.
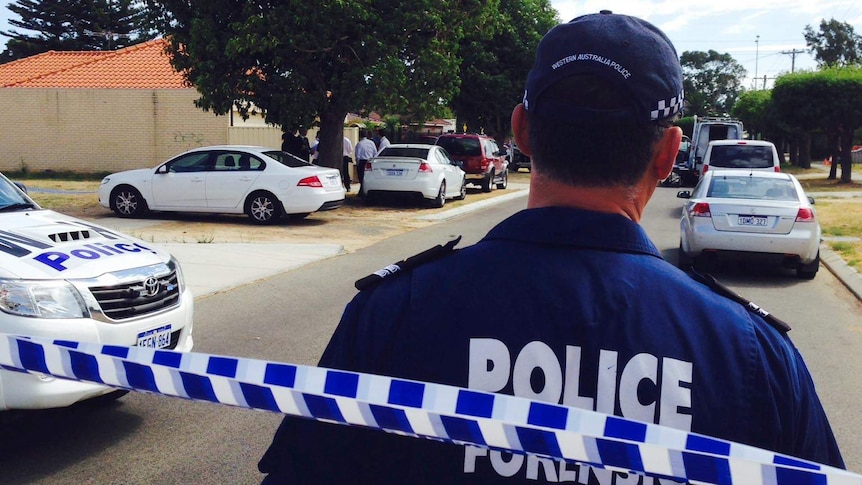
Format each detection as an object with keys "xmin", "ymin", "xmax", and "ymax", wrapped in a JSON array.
[
  {"xmin": 0, "ymin": 175, "xmax": 35, "ymax": 211},
  {"xmin": 436, "ymin": 137, "xmax": 481, "ymax": 156},
  {"xmin": 708, "ymin": 145, "xmax": 775, "ymax": 169},
  {"xmin": 377, "ymin": 147, "xmax": 429, "ymax": 159},
  {"xmin": 708, "ymin": 176, "xmax": 798, "ymax": 201}
]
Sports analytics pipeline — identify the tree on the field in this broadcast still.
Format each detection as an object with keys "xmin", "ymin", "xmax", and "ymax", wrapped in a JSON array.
[
  {"xmin": 680, "ymin": 50, "xmax": 746, "ymax": 116},
  {"xmin": 803, "ymin": 18, "xmax": 862, "ymax": 68},
  {"xmin": 451, "ymin": 0, "xmax": 558, "ymax": 144},
  {"xmin": 148, "ymin": 1, "xmax": 495, "ymax": 170},
  {"xmin": 0, "ymin": 0, "xmax": 157, "ymax": 62},
  {"xmin": 773, "ymin": 68, "xmax": 862, "ymax": 181},
  {"xmin": 731, "ymin": 89, "xmax": 781, "ymax": 141}
]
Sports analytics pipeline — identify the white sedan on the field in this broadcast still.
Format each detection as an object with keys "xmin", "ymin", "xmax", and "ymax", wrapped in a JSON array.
[
  {"xmin": 99, "ymin": 146, "xmax": 345, "ymax": 224},
  {"xmin": 677, "ymin": 169, "xmax": 821, "ymax": 279},
  {"xmin": 361, "ymin": 144, "xmax": 467, "ymax": 207}
]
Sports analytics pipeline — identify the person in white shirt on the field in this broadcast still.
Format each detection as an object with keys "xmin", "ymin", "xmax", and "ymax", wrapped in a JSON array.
[
  {"xmin": 354, "ymin": 130, "xmax": 378, "ymax": 195},
  {"xmin": 377, "ymin": 128, "xmax": 391, "ymax": 152},
  {"xmin": 342, "ymin": 135, "xmax": 354, "ymax": 191}
]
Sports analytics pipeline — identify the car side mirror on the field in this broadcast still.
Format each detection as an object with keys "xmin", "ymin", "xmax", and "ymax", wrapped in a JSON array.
[
  {"xmin": 677, "ymin": 190, "xmax": 692, "ymax": 199},
  {"xmin": 808, "ymin": 196, "xmax": 815, "ymax": 205},
  {"xmin": 13, "ymin": 181, "xmax": 27, "ymax": 193},
  {"xmin": 156, "ymin": 165, "xmax": 168, "ymax": 174}
]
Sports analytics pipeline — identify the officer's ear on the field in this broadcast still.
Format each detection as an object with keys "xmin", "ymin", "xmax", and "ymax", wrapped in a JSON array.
[
  {"xmin": 511, "ymin": 104, "xmax": 532, "ymax": 157},
  {"xmin": 652, "ymin": 125, "xmax": 681, "ymax": 181}
]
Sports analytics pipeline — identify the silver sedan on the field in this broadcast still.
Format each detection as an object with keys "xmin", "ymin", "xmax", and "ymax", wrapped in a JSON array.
[{"xmin": 677, "ymin": 169, "xmax": 821, "ymax": 279}]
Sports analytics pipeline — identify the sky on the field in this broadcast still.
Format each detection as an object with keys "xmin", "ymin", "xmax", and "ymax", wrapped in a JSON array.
[{"xmin": 1, "ymin": 1, "xmax": 861, "ymax": 90}]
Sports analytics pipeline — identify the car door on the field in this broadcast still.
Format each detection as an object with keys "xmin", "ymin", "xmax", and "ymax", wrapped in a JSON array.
[
  {"xmin": 436, "ymin": 148, "xmax": 461, "ymax": 197},
  {"xmin": 205, "ymin": 151, "xmax": 263, "ymax": 209},
  {"xmin": 151, "ymin": 151, "xmax": 212, "ymax": 209}
]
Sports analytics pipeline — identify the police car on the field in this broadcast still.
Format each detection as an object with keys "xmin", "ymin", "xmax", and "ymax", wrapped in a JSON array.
[{"xmin": 0, "ymin": 172, "xmax": 194, "ymax": 410}]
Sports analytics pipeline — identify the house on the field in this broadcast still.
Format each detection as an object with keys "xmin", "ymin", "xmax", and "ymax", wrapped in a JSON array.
[{"xmin": 0, "ymin": 39, "xmax": 282, "ymax": 174}]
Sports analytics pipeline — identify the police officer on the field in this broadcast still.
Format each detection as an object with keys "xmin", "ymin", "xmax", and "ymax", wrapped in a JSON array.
[{"xmin": 259, "ymin": 11, "xmax": 844, "ymax": 484}]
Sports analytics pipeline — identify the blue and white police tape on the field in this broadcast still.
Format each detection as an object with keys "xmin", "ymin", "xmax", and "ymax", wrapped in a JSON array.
[{"xmin": 1, "ymin": 334, "xmax": 858, "ymax": 485}]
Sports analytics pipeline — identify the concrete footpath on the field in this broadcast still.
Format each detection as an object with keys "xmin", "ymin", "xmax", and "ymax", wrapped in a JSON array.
[{"xmin": 110, "ymin": 179, "xmax": 862, "ymax": 304}]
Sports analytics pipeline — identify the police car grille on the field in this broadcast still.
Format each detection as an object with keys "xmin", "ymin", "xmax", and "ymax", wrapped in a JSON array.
[{"xmin": 89, "ymin": 271, "xmax": 180, "ymax": 320}]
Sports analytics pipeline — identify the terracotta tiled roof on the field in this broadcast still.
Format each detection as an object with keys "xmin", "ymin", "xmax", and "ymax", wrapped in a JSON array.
[{"xmin": 0, "ymin": 39, "xmax": 189, "ymax": 89}]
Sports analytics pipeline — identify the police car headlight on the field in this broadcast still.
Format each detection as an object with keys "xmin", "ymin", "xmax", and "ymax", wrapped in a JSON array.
[
  {"xmin": 0, "ymin": 279, "xmax": 89, "ymax": 319},
  {"xmin": 170, "ymin": 257, "xmax": 186, "ymax": 294}
]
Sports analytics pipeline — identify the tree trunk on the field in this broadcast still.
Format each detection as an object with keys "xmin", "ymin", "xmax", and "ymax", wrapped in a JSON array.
[
  {"xmin": 799, "ymin": 132, "xmax": 812, "ymax": 169},
  {"xmin": 828, "ymin": 132, "xmax": 839, "ymax": 180},
  {"xmin": 316, "ymin": 108, "xmax": 350, "ymax": 170},
  {"xmin": 840, "ymin": 127, "xmax": 855, "ymax": 184},
  {"xmin": 789, "ymin": 138, "xmax": 799, "ymax": 166}
]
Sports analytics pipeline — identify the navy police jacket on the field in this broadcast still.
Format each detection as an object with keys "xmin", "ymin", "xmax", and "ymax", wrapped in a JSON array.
[{"xmin": 259, "ymin": 207, "xmax": 843, "ymax": 484}]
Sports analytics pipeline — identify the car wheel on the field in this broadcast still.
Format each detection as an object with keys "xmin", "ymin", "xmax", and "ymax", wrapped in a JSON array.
[
  {"xmin": 796, "ymin": 251, "xmax": 820, "ymax": 280},
  {"xmin": 245, "ymin": 191, "xmax": 282, "ymax": 225},
  {"xmin": 677, "ymin": 241, "xmax": 693, "ymax": 269},
  {"xmin": 496, "ymin": 169, "xmax": 508, "ymax": 190},
  {"xmin": 482, "ymin": 170, "xmax": 495, "ymax": 193},
  {"xmin": 455, "ymin": 177, "xmax": 467, "ymax": 200},
  {"xmin": 110, "ymin": 185, "xmax": 148, "ymax": 218},
  {"xmin": 431, "ymin": 181, "xmax": 446, "ymax": 208}
]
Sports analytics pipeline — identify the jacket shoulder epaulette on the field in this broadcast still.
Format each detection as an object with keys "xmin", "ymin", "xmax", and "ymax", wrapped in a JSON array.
[
  {"xmin": 689, "ymin": 269, "xmax": 791, "ymax": 333},
  {"xmin": 354, "ymin": 236, "xmax": 462, "ymax": 291}
]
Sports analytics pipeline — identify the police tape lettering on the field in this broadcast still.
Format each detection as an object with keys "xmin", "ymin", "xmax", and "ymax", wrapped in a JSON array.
[{"xmin": 1, "ymin": 334, "xmax": 858, "ymax": 485}]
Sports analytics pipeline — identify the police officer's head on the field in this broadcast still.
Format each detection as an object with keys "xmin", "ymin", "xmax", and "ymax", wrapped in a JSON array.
[{"xmin": 516, "ymin": 11, "xmax": 683, "ymax": 188}]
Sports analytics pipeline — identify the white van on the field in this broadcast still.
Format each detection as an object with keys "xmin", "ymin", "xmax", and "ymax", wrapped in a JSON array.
[
  {"xmin": 0, "ymin": 172, "xmax": 194, "ymax": 410},
  {"xmin": 701, "ymin": 140, "xmax": 781, "ymax": 176}
]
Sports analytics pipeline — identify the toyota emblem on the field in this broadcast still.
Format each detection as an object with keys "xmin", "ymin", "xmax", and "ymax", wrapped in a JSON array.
[{"xmin": 141, "ymin": 276, "xmax": 160, "ymax": 298}]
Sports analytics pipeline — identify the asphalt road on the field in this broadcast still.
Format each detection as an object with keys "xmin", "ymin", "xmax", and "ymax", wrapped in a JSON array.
[{"xmin": 1, "ymin": 188, "xmax": 861, "ymax": 484}]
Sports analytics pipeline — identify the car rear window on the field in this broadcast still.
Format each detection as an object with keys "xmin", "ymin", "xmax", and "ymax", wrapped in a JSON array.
[
  {"xmin": 708, "ymin": 145, "xmax": 775, "ymax": 169},
  {"xmin": 264, "ymin": 150, "xmax": 311, "ymax": 168},
  {"xmin": 436, "ymin": 137, "xmax": 481, "ymax": 156},
  {"xmin": 708, "ymin": 176, "xmax": 798, "ymax": 200},
  {"xmin": 378, "ymin": 147, "xmax": 429, "ymax": 159}
]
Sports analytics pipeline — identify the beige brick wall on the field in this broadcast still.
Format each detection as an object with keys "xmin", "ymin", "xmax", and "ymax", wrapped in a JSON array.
[{"xmin": 0, "ymin": 88, "xmax": 228, "ymax": 174}]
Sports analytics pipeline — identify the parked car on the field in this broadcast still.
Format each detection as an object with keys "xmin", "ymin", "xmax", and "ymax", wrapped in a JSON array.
[
  {"xmin": 0, "ymin": 171, "xmax": 194, "ymax": 410},
  {"xmin": 99, "ymin": 145, "xmax": 345, "ymax": 224},
  {"xmin": 677, "ymin": 170, "xmax": 820, "ymax": 279},
  {"xmin": 435, "ymin": 133, "xmax": 508, "ymax": 192},
  {"xmin": 701, "ymin": 139, "xmax": 781, "ymax": 176},
  {"xmin": 361, "ymin": 144, "xmax": 466, "ymax": 207},
  {"xmin": 508, "ymin": 142, "xmax": 531, "ymax": 172}
]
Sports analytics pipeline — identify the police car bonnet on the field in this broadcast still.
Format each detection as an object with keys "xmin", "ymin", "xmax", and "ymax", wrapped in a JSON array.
[{"xmin": 523, "ymin": 10, "xmax": 684, "ymax": 124}]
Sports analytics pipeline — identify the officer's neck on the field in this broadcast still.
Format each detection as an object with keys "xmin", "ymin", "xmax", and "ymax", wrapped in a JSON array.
[{"xmin": 527, "ymin": 171, "xmax": 651, "ymax": 223}]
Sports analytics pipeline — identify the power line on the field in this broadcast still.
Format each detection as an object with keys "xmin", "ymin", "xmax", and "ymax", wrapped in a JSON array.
[{"xmin": 780, "ymin": 48, "xmax": 806, "ymax": 72}]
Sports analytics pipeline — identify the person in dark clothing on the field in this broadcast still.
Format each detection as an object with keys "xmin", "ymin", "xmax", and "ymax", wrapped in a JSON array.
[
  {"xmin": 281, "ymin": 127, "xmax": 311, "ymax": 163},
  {"xmin": 259, "ymin": 11, "xmax": 844, "ymax": 484}
]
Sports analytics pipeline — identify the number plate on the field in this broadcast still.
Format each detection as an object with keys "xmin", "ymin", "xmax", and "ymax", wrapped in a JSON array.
[
  {"xmin": 738, "ymin": 215, "xmax": 768, "ymax": 226},
  {"xmin": 137, "ymin": 324, "xmax": 172, "ymax": 349},
  {"xmin": 325, "ymin": 175, "xmax": 340, "ymax": 187},
  {"xmin": 385, "ymin": 168, "xmax": 404, "ymax": 176}
]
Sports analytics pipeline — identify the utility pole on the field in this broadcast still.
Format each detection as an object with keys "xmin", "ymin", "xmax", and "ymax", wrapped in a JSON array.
[
  {"xmin": 780, "ymin": 48, "xmax": 806, "ymax": 72},
  {"xmin": 754, "ymin": 35, "xmax": 760, "ymax": 90}
]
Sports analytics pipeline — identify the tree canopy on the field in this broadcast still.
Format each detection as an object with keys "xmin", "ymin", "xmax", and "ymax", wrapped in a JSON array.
[
  {"xmin": 803, "ymin": 18, "xmax": 862, "ymax": 68},
  {"xmin": 451, "ymin": 0, "xmax": 558, "ymax": 144},
  {"xmin": 772, "ymin": 68, "xmax": 862, "ymax": 181},
  {"xmin": 680, "ymin": 50, "xmax": 746, "ymax": 117},
  {"xmin": 1, "ymin": 0, "xmax": 156, "ymax": 62},
  {"xmin": 148, "ymin": 0, "xmax": 496, "ymax": 169},
  {"xmin": 731, "ymin": 90, "xmax": 778, "ymax": 141}
]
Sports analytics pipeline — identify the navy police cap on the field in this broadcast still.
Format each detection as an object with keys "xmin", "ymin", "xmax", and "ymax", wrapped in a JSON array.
[{"xmin": 523, "ymin": 10, "xmax": 684, "ymax": 124}]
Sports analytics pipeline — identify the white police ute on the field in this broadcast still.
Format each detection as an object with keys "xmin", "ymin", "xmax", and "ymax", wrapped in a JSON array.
[{"xmin": 0, "ymin": 172, "xmax": 194, "ymax": 410}]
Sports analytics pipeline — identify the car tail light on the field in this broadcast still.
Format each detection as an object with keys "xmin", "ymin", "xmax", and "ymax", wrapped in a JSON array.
[
  {"xmin": 690, "ymin": 202, "xmax": 711, "ymax": 217},
  {"xmin": 297, "ymin": 176, "xmax": 323, "ymax": 187},
  {"xmin": 480, "ymin": 158, "xmax": 490, "ymax": 169},
  {"xmin": 796, "ymin": 208, "xmax": 815, "ymax": 222},
  {"xmin": 774, "ymin": 166, "xmax": 780, "ymax": 172},
  {"xmin": 702, "ymin": 165, "xmax": 708, "ymax": 175},
  {"xmin": 419, "ymin": 162, "xmax": 433, "ymax": 173},
  {"xmin": 364, "ymin": 161, "xmax": 372, "ymax": 172}
]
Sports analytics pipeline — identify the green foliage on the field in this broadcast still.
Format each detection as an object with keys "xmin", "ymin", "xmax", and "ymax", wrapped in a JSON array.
[
  {"xmin": 148, "ymin": 0, "xmax": 494, "ymax": 168},
  {"xmin": 675, "ymin": 116, "xmax": 695, "ymax": 138},
  {"xmin": 451, "ymin": 0, "xmax": 558, "ymax": 142},
  {"xmin": 803, "ymin": 18, "xmax": 862, "ymax": 68},
  {"xmin": 1, "ymin": 0, "xmax": 156, "ymax": 62},
  {"xmin": 731, "ymin": 90, "xmax": 780, "ymax": 139},
  {"xmin": 680, "ymin": 50, "xmax": 746, "ymax": 117}
]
